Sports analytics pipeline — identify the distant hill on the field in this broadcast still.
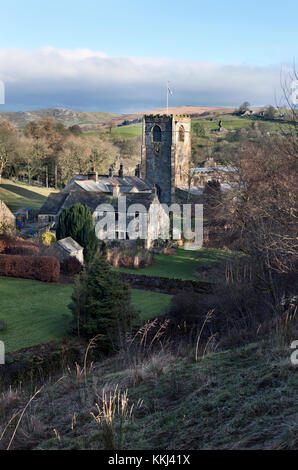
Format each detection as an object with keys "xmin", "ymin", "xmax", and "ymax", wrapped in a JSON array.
[
  {"xmin": 0, "ymin": 105, "xmax": 246, "ymax": 132},
  {"xmin": 0, "ymin": 107, "xmax": 120, "ymax": 131},
  {"xmin": 124, "ymin": 105, "xmax": 235, "ymax": 119}
]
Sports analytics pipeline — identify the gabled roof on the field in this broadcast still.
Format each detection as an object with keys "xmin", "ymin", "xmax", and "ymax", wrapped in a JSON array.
[
  {"xmin": 39, "ymin": 192, "xmax": 69, "ymax": 215},
  {"xmin": 64, "ymin": 175, "xmax": 153, "ymax": 194},
  {"xmin": 74, "ymin": 180, "xmax": 110, "ymax": 192},
  {"xmin": 39, "ymin": 190, "xmax": 158, "ymax": 216}
]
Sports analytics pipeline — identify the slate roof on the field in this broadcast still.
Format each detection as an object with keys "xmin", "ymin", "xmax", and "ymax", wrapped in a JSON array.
[
  {"xmin": 57, "ymin": 237, "xmax": 83, "ymax": 253},
  {"xmin": 191, "ymin": 166, "xmax": 237, "ymax": 174},
  {"xmin": 64, "ymin": 175, "xmax": 153, "ymax": 194},
  {"xmin": 39, "ymin": 192, "xmax": 69, "ymax": 215},
  {"xmin": 39, "ymin": 190, "xmax": 158, "ymax": 216}
]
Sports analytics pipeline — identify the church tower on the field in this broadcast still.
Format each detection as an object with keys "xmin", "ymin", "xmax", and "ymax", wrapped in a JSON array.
[{"xmin": 140, "ymin": 114, "xmax": 191, "ymax": 205}]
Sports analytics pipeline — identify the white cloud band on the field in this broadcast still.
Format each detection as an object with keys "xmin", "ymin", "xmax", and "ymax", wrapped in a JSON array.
[{"xmin": 0, "ymin": 47, "xmax": 282, "ymax": 111}]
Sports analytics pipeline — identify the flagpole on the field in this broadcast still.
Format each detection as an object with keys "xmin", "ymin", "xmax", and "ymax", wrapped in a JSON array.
[{"xmin": 166, "ymin": 81, "xmax": 169, "ymax": 115}]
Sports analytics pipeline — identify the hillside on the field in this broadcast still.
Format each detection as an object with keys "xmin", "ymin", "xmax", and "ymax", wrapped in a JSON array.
[
  {"xmin": 0, "ymin": 108, "xmax": 120, "ymax": 132},
  {"xmin": 0, "ymin": 178, "xmax": 57, "ymax": 212},
  {"xmin": 0, "ymin": 337, "xmax": 296, "ymax": 450},
  {"xmin": 0, "ymin": 106, "xmax": 244, "ymax": 132}
]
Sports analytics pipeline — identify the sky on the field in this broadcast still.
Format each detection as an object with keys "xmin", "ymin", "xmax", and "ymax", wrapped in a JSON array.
[{"xmin": 0, "ymin": 0, "xmax": 297, "ymax": 112}]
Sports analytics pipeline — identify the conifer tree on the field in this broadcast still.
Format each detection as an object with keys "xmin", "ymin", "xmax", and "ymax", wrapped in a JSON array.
[
  {"xmin": 69, "ymin": 254, "xmax": 138, "ymax": 351},
  {"xmin": 56, "ymin": 203, "xmax": 98, "ymax": 262}
]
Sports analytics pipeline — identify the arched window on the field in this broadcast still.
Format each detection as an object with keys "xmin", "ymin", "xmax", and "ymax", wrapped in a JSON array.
[
  {"xmin": 179, "ymin": 125, "xmax": 185, "ymax": 142},
  {"xmin": 152, "ymin": 125, "xmax": 162, "ymax": 142}
]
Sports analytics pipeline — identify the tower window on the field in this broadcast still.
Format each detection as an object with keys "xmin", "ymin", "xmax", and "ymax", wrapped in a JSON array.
[
  {"xmin": 152, "ymin": 125, "xmax": 162, "ymax": 142},
  {"xmin": 179, "ymin": 125, "xmax": 185, "ymax": 142}
]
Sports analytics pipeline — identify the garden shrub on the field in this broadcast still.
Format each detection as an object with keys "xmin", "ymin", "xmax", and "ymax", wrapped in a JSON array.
[
  {"xmin": 69, "ymin": 254, "xmax": 139, "ymax": 350},
  {"xmin": 41, "ymin": 230, "xmax": 56, "ymax": 246},
  {"xmin": 0, "ymin": 235, "xmax": 39, "ymax": 256},
  {"xmin": 106, "ymin": 247, "xmax": 154, "ymax": 269},
  {"xmin": 56, "ymin": 203, "xmax": 98, "ymax": 263},
  {"xmin": 61, "ymin": 256, "xmax": 83, "ymax": 275},
  {"xmin": 0, "ymin": 254, "xmax": 60, "ymax": 282}
]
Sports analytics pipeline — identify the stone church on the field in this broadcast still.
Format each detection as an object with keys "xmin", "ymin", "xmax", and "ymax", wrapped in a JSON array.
[
  {"xmin": 140, "ymin": 114, "xmax": 191, "ymax": 204},
  {"xmin": 38, "ymin": 115, "xmax": 196, "ymax": 248},
  {"xmin": 39, "ymin": 114, "xmax": 192, "ymax": 239}
]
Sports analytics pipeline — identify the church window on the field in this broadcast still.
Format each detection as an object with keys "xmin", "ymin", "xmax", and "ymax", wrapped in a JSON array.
[
  {"xmin": 152, "ymin": 125, "xmax": 162, "ymax": 142},
  {"xmin": 179, "ymin": 125, "xmax": 185, "ymax": 142}
]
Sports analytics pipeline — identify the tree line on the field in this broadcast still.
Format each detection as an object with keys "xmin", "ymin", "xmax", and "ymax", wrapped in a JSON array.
[{"xmin": 0, "ymin": 117, "xmax": 126, "ymax": 187}]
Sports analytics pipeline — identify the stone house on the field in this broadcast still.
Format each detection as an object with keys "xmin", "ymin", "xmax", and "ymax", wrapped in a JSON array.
[{"xmin": 39, "ymin": 188, "xmax": 170, "ymax": 249}]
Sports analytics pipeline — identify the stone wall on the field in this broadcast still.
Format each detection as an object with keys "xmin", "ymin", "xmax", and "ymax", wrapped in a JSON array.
[{"xmin": 118, "ymin": 271, "xmax": 213, "ymax": 295}]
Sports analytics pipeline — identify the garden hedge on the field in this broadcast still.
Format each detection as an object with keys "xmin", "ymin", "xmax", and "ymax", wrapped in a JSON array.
[{"xmin": 0, "ymin": 254, "xmax": 60, "ymax": 282}]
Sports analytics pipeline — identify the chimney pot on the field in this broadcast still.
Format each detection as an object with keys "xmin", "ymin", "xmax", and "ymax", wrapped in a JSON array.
[
  {"xmin": 135, "ymin": 164, "xmax": 140, "ymax": 177},
  {"xmin": 113, "ymin": 183, "xmax": 120, "ymax": 198},
  {"xmin": 118, "ymin": 163, "xmax": 124, "ymax": 178},
  {"xmin": 88, "ymin": 168, "xmax": 98, "ymax": 182}
]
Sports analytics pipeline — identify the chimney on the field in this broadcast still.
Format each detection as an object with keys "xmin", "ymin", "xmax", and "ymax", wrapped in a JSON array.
[
  {"xmin": 113, "ymin": 183, "xmax": 120, "ymax": 198},
  {"xmin": 108, "ymin": 167, "xmax": 113, "ymax": 177},
  {"xmin": 88, "ymin": 167, "xmax": 98, "ymax": 182},
  {"xmin": 118, "ymin": 163, "xmax": 124, "ymax": 178},
  {"xmin": 135, "ymin": 164, "xmax": 140, "ymax": 177}
]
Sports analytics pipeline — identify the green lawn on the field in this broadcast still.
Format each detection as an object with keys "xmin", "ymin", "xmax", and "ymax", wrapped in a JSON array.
[
  {"xmin": 131, "ymin": 289, "xmax": 172, "ymax": 321},
  {"xmin": 0, "ymin": 178, "xmax": 58, "ymax": 212},
  {"xmin": 0, "ymin": 278, "xmax": 172, "ymax": 352},
  {"xmin": 114, "ymin": 247, "xmax": 233, "ymax": 280}
]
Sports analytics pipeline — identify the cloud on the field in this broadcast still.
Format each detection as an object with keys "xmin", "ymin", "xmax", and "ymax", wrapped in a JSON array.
[{"xmin": 0, "ymin": 47, "xmax": 282, "ymax": 112}]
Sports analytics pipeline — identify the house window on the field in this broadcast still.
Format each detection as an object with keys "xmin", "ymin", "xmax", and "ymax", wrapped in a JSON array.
[
  {"xmin": 152, "ymin": 125, "xmax": 162, "ymax": 142},
  {"xmin": 179, "ymin": 125, "xmax": 185, "ymax": 142}
]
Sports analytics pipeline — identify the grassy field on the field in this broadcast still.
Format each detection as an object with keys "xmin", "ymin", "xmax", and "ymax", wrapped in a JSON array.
[
  {"xmin": 0, "ymin": 178, "xmax": 57, "ymax": 212},
  {"xmin": 110, "ymin": 123, "xmax": 142, "ymax": 139},
  {"xmin": 131, "ymin": 289, "xmax": 172, "ymax": 321},
  {"xmin": 83, "ymin": 114, "xmax": 288, "ymax": 142},
  {"xmin": 0, "ymin": 278, "xmax": 172, "ymax": 352},
  {"xmin": 114, "ymin": 247, "xmax": 234, "ymax": 280}
]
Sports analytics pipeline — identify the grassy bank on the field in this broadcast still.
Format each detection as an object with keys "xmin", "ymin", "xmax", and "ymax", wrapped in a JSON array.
[
  {"xmin": 114, "ymin": 247, "xmax": 234, "ymax": 280},
  {"xmin": 1, "ymin": 337, "xmax": 296, "ymax": 450},
  {"xmin": 0, "ymin": 178, "xmax": 58, "ymax": 212},
  {"xmin": 0, "ymin": 278, "xmax": 172, "ymax": 352}
]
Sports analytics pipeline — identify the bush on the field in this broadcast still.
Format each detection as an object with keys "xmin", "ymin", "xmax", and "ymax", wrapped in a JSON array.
[
  {"xmin": 61, "ymin": 256, "xmax": 83, "ymax": 275},
  {"xmin": 56, "ymin": 203, "xmax": 98, "ymax": 263},
  {"xmin": 169, "ymin": 292, "xmax": 212, "ymax": 327},
  {"xmin": 0, "ymin": 235, "xmax": 39, "ymax": 256},
  {"xmin": 0, "ymin": 254, "xmax": 60, "ymax": 282},
  {"xmin": 106, "ymin": 247, "xmax": 154, "ymax": 269},
  {"xmin": 41, "ymin": 230, "xmax": 56, "ymax": 246},
  {"xmin": 4, "ymin": 245, "xmax": 39, "ymax": 256},
  {"xmin": 69, "ymin": 254, "xmax": 138, "ymax": 350}
]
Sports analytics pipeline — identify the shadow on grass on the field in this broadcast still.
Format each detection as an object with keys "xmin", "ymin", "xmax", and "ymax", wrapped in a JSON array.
[{"xmin": 0, "ymin": 184, "xmax": 46, "ymax": 202}]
